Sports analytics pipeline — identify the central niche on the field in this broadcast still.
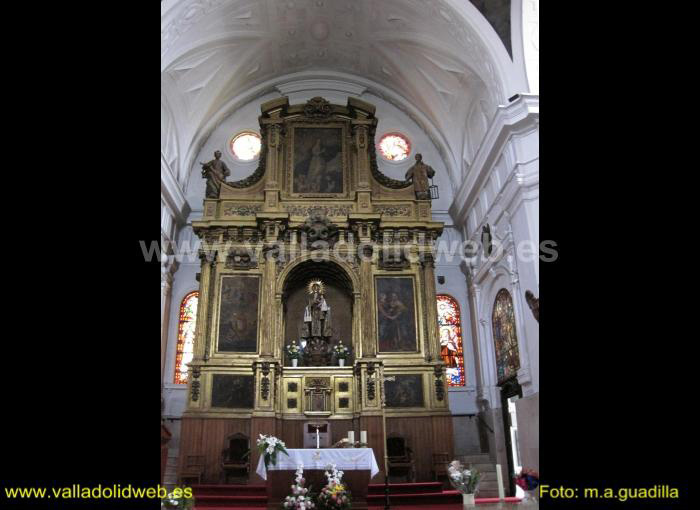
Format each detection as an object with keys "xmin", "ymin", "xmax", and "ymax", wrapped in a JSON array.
[{"xmin": 282, "ymin": 260, "xmax": 354, "ymax": 366}]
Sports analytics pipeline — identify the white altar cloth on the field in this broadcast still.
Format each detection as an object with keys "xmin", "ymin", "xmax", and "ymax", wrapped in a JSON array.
[{"xmin": 256, "ymin": 448, "xmax": 380, "ymax": 480}]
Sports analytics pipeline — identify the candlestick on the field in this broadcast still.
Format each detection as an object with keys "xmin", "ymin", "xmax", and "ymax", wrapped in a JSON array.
[
  {"xmin": 348, "ymin": 431, "xmax": 355, "ymax": 444},
  {"xmin": 360, "ymin": 430, "xmax": 367, "ymax": 444}
]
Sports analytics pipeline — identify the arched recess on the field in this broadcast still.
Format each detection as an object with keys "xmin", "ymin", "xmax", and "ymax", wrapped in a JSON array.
[{"xmin": 276, "ymin": 255, "xmax": 361, "ymax": 359}]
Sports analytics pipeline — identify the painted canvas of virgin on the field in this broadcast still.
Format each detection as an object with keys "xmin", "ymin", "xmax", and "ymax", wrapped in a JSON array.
[
  {"xmin": 292, "ymin": 127, "xmax": 343, "ymax": 193},
  {"xmin": 376, "ymin": 277, "xmax": 418, "ymax": 352},
  {"xmin": 217, "ymin": 276, "xmax": 259, "ymax": 352}
]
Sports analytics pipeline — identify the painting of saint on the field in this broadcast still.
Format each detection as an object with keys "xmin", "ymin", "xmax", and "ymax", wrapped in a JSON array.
[
  {"xmin": 217, "ymin": 276, "xmax": 259, "ymax": 352},
  {"xmin": 293, "ymin": 127, "xmax": 343, "ymax": 193},
  {"xmin": 385, "ymin": 375, "xmax": 424, "ymax": 408},
  {"xmin": 376, "ymin": 277, "xmax": 417, "ymax": 352},
  {"xmin": 211, "ymin": 374, "xmax": 254, "ymax": 408}
]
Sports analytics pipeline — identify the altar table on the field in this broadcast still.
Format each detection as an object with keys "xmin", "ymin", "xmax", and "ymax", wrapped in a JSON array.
[{"xmin": 256, "ymin": 448, "xmax": 379, "ymax": 510}]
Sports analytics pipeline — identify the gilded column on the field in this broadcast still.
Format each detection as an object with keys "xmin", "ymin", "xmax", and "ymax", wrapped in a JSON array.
[
  {"xmin": 259, "ymin": 250, "xmax": 277, "ymax": 357},
  {"xmin": 420, "ymin": 251, "xmax": 440, "ymax": 362},
  {"xmin": 194, "ymin": 249, "xmax": 216, "ymax": 361},
  {"xmin": 360, "ymin": 243, "xmax": 376, "ymax": 358}
]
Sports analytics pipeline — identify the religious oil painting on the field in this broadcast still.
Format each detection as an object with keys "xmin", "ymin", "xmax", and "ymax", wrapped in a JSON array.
[
  {"xmin": 211, "ymin": 374, "xmax": 254, "ymax": 409},
  {"xmin": 217, "ymin": 276, "xmax": 259, "ymax": 352},
  {"xmin": 385, "ymin": 374, "xmax": 424, "ymax": 408},
  {"xmin": 292, "ymin": 127, "xmax": 344, "ymax": 194},
  {"xmin": 376, "ymin": 277, "xmax": 418, "ymax": 352}
]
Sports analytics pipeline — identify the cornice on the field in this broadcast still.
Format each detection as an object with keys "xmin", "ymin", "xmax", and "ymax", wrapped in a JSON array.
[{"xmin": 450, "ymin": 94, "xmax": 539, "ymax": 225}]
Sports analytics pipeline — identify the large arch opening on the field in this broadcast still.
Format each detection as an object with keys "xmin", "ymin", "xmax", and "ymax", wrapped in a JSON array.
[{"xmin": 281, "ymin": 259, "xmax": 355, "ymax": 366}]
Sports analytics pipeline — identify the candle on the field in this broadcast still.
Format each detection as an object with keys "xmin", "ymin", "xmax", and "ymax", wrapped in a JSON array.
[
  {"xmin": 360, "ymin": 430, "xmax": 367, "ymax": 444},
  {"xmin": 348, "ymin": 431, "xmax": 355, "ymax": 444},
  {"xmin": 316, "ymin": 428, "xmax": 320, "ymax": 449}
]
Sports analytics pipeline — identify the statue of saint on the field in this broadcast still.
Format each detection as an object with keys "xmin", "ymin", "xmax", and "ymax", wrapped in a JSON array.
[
  {"xmin": 303, "ymin": 280, "xmax": 332, "ymax": 338},
  {"xmin": 200, "ymin": 150, "xmax": 231, "ymax": 198},
  {"xmin": 299, "ymin": 279, "xmax": 334, "ymax": 366},
  {"xmin": 525, "ymin": 290, "xmax": 539, "ymax": 322},
  {"xmin": 405, "ymin": 153, "xmax": 435, "ymax": 200}
]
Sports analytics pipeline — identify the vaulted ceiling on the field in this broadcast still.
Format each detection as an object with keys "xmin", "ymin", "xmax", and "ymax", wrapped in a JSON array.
[{"xmin": 161, "ymin": 0, "xmax": 524, "ymax": 196}]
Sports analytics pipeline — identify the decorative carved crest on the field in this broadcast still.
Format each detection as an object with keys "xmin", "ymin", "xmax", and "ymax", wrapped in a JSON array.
[
  {"xmin": 304, "ymin": 97, "xmax": 333, "ymax": 119},
  {"xmin": 300, "ymin": 212, "xmax": 339, "ymax": 247},
  {"xmin": 379, "ymin": 249, "xmax": 410, "ymax": 270},
  {"xmin": 225, "ymin": 248, "xmax": 257, "ymax": 269}
]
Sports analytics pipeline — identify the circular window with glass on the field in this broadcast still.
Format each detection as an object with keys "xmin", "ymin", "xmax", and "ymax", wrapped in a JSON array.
[
  {"xmin": 378, "ymin": 132, "xmax": 411, "ymax": 162},
  {"xmin": 229, "ymin": 131, "xmax": 262, "ymax": 162}
]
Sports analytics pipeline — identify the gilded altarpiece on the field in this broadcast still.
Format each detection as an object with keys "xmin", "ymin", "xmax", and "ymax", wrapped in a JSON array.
[{"xmin": 180, "ymin": 97, "xmax": 453, "ymax": 484}]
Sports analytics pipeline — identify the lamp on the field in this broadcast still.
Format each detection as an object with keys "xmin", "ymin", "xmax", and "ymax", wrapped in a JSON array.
[{"xmin": 429, "ymin": 177, "xmax": 439, "ymax": 200}]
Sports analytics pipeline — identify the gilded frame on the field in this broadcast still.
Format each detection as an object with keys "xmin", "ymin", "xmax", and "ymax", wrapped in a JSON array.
[
  {"xmin": 285, "ymin": 122, "xmax": 350, "ymax": 199},
  {"xmin": 374, "ymin": 275, "xmax": 421, "ymax": 354},
  {"xmin": 213, "ymin": 274, "xmax": 262, "ymax": 355}
]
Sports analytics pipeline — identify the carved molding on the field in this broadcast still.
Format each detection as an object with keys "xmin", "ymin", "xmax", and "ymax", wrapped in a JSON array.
[
  {"xmin": 373, "ymin": 204, "xmax": 412, "ymax": 217},
  {"xmin": 222, "ymin": 203, "xmax": 263, "ymax": 216}
]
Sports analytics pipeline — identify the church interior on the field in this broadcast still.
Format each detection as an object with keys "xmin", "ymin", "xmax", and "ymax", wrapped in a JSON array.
[{"xmin": 161, "ymin": 0, "xmax": 539, "ymax": 507}]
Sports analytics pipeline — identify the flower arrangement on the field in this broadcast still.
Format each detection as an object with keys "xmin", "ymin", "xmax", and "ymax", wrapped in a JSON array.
[
  {"xmin": 283, "ymin": 464, "xmax": 315, "ymax": 510},
  {"xmin": 333, "ymin": 342, "xmax": 349, "ymax": 359},
  {"xmin": 447, "ymin": 460, "xmax": 480, "ymax": 495},
  {"xmin": 161, "ymin": 488, "xmax": 194, "ymax": 510},
  {"xmin": 257, "ymin": 434, "xmax": 289, "ymax": 469},
  {"xmin": 515, "ymin": 468, "xmax": 539, "ymax": 491},
  {"xmin": 317, "ymin": 464, "xmax": 351, "ymax": 510},
  {"xmin": 286, "ymin": 341, "xmax": 302, "ymax": 360}
]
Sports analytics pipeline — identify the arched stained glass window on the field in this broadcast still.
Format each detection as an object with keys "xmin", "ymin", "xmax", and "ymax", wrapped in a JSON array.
[
  {"xmin": 174, "ymin": 291, "xmax": 198, "ymax": 384},
  {"xmin": 437, "ymin": 295, "xmax": 465, "ymax": 387},
  {"xmin": 492, "ymin": 289, "xmax": 520, "ymax": 384}
]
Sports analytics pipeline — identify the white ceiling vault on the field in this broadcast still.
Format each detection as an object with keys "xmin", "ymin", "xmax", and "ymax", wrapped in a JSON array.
[{"xmin": 161, "ymin": 0, "xmax": 528, "ymax": 200}]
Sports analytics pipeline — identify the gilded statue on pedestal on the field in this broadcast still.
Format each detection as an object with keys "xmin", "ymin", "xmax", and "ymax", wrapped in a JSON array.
[
  {"xmin": 300, "ymin": 279, "xmax": 333, "ymax": 366},
  {"xmin": 405, "ymin": 153, "xmax": 435, "ymax": 200},
  {"xmin": 200, "ymin": 150, "xmax": 231, "ymax": 198}
]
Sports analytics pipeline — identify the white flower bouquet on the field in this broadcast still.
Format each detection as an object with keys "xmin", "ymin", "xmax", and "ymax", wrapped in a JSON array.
[
  {"xmin": 286, "ymin": 341, "xmax": 302, "ymax": 360},
  {"xmin": 447, "ymin": 460, "xmax": 480, "ymax": 495},
  {"xmin": 283, "ymin": 464, "xmax": 315, "ymax": 510},
  {"xmin": 333, "ymin": 343, "xmax": 349, "ymax": 359},
  {"xmin": 257, "ymin": 434, "xmax": 289, "ymax": 469}
]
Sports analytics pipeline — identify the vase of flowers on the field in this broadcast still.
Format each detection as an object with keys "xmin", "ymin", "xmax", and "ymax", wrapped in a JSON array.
[
  {"xmin": 283, "ymin": 464, "xmax": 315, "ymax": 510},
  {"xmin": 160, "ymin": 487, "xmax": 194, "ymax": 510},
  {"xmin": 447, "ymin": 460, "xmax": 480, "ymax": 507},
  {"xmin": 317, "ymin": 464, "xmax": 352, "ymax": 510},
  {"xmin": 287, "ymin": 341, "xmax": 301, "ymax": 367},
  {"xmin": 515, "ymin": 468, "xmax": 539, "ymax": 504},
  {"xmin": 161, "ymin": 488, "xmax": 193, "ymax": 510},
  {"xmin": 256, "ymin": 434, "xmax": 289, "ymax": 469},
  {"xmin": 333, "ymin": 342, "xmax": 349, "ymax": 367}
]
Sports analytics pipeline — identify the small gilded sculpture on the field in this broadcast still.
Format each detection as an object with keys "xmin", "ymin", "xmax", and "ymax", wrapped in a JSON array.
[
  {"xmin": 200, "ymin": 150, "xmax": 231, "ymax": 198},
  {"xmin": 405, "ymin": 153, "xmax": 435, "ymax": 200}
]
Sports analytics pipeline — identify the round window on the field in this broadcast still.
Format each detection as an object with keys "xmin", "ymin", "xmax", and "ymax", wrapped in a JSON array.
[
  {"xmin": 378, "ymin": 133, "xmax": 411, "ymax": 162},
  {"xmin": 229, "ymin": 131, "xmax": 262, "ymax": 161}
]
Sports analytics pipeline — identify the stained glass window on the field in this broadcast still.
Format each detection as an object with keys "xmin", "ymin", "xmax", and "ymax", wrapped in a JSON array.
[
  {"xmin": 378, "ymin": 133, "xmax": 411, "ymax": 162},
  {"xmin": 230, "ymin": 131, "xmax": 261, "ymax": 161},
  {"xmin": 492, "ymin": 289, "xmax": 520, "ymax": 384},
  {"xmin": 174, "ymin": 291, "xmax": 198, "ymax": 384},
  {"xmin": 437, "ymin": 295, "xmax": 465, "ymax": 387}
]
